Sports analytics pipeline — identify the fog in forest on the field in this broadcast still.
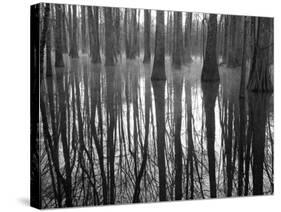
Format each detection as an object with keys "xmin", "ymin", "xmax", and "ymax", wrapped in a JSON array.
[{"xmin": 34, "ymin": 3, "xmax": 274, "ymax": 208}]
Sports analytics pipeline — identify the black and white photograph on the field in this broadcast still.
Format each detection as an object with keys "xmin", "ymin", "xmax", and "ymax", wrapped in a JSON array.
[{"xmin": 29, "ymin": 2, "xmax": 274, "ymax": 209}]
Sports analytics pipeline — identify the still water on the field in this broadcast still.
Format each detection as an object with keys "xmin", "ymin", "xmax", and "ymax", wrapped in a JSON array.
[{"xmin": 40, "ymin": 54, "xmax": 273, "ymax": 206}]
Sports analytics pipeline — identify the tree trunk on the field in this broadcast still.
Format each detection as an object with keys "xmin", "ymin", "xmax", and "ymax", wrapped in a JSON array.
[
  {"xmin": 104, "ymin": 8, "xmax": 115, "ymax": 66},
  {"xmin": 172, "ymin": 12, "xmax": 183, "ymax": 68},
  {"xmin": 201, "ymin": 14, "xmax": 219, "ymax": 81},
  {"xmin": 184, "ymin": 13, "xmax": 193, "ymax": 63},
  {"xmin": 151, "ymin": 11, "xmax": 166, "ymax": 80},
  {"xmin": 143, "ymin": 10, "xmax": 151, "ymax": 63},
  {"xmin": 61, "ymin": 5, "xmax": 68, "ymax": 53},
  {"xmin": 69, "ymin": 5, "xmax": 79, "ymax": 58},
  {"xmin": 55, "ymin": 4, "xmax": 64, "ymax": 67},
  {"xmin": 81, "ymin": 6, "xmax": 87, "ymax": 54},
  {"xmin": 240, "ymin": 17, "xmax": 249, "ymax": 98},
  {"xmin": 247, "ymin": 17, "xmax": 273, "ymax": 92},
  {"xmin": 88, "ymin": 7, "xmax": 101, "ymax": 63}
]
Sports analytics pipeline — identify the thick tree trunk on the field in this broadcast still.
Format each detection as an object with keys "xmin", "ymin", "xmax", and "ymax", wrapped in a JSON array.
[
  {"xmin": 88, "ymin": 7, "xmax": 101, "ymax": 63},
  {"xmin": 55, "ymin": 5, "xmax": 64, "ymax": 67},
  {"xmin": 61, "ymin": 5, "xmax": 68, "ymax": 53},
  {"xmin": 69, "ymin": 5, "xmax": 79, "ymax": 58},
  {"xmin": 67, "ymin": 5, "xmax": 72, "ymax": 55},
  {"xmin": 81, "ymin": 6, "xmax": 87, "ymax": 54},
  {"xmin": 184, "ymin": 13, "xmax": 193, "ymax": 63},
  {"xmin": 201, "ymin": 14, "xmax": 219, "ymax": 81},
  {"xmin": 104, "ymin": 8, "xmax": 115, "ymax": 66},
  {"xmin": 39, "ymin": 3, "xmax": 50, "ymax": 77},
  {"xmin": 247, "ymin": 17, "xmax": 273, "ymax": 92},
  {"xmin": 151, "ymin": 11, "xmax": 166, "ymax": 80},
  {"xmin": 172, "ymin": 12, "xmax": 183, "ymax": 68},
  {"xmin": 240, "ymin": 17, "xmax": 249, "ymax": 98},
  {"xmin": 143, "ymin": 10, "xmax": 151, "ymax": 63},
  {"xmin": 222, "ymin": 15, "xmax": 229, "ymax": 64}
]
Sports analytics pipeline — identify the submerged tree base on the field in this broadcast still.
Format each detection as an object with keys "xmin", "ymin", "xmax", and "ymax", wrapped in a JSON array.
[
  {"xmin": 151, "ymin": 66, "xmax": 167, "ymax": 81},
  {"xmin": 201, "ymin": 67, "xmax": 220, "ymax": 82}
]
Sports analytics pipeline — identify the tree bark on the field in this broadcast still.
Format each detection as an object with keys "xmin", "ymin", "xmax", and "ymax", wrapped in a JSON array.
[
  {"xmin": 172, "ymin": 12, "xmax": 183, "ymax": 68},
  {"xmin": 104, "ymin": 8, "xmax": 115, "ymax": 66},
  {"xmin": 55, "ymin": 4, "xmax": 64, "ymax": 67},
  {"xmin": 151, "ymin": 11, "xmax": 166, "ymax": 80},
  {"xmin": 69, "ymin": 5, "xmax": 79, "ymax": 58},
  {"xmin": 201, "ymin": 14, "xmax": 219, "ymax": 82},
  {"xmin": 247, "ymin": 17, "xmax": 273, "ymax": 92},
  {"xmin": 143, "ymin": 10, "xmax": 151, "ymax": 63}
]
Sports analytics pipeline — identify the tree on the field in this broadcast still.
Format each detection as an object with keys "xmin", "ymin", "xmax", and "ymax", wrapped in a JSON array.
[
  {"xmin": 184, "ymin": 13, "xmax": 193, "ymax": 63},
  {"xmin": 104, "ymin": 8, "xmax": 115, "ymax": 66},
  {"xmin": 172, "ymin": 12, "xmax": 183, "ymax": 68},
  {"xmin": 124, "ymin": 9, "xmax": 130, "ymax": 58},
  {"xmin": 81, "ymin": 6, "xmax": 87, "ymax": 54},
  {"xmin": 143, "ymin": 10, "xmax": 151, "ymax": 63},
  {"xmin": 201, "ymin": 14, "xmax": 219, "ymax": 82},
  {"xmin": 151, "ymin": 11, "xmax": 166, "ymax": 80},
  {"xmin": 247, "ymin": 17, "xmax": 273, "ymax": 92},
  {"xmin": 239, "ymin": 17, "xmax": 249, "ymax": 98},
  {"xmin": 67, "ymin": 5, "xmax": 72, "ymax": 54},
  {"xmin": 55, "ymin": 4, "xmax": 64, "ymax": 67},
  {"xmin": 222, "ymin": 15, "xmax": 229, "ymax": 64},
  {"xmin": 39, "ymin": 3, "xmax": 50, "ymax": 78},
  {"xmin": 88, "ymin": 7, "xmax": 101, "ymax": 63},
  {"xmin": 69, "ymin": 5, "xmax": 79, "ymax": 58},
  {"xmin": 61, "ymin": 5, "xmax": 68, "ymax": 53}
]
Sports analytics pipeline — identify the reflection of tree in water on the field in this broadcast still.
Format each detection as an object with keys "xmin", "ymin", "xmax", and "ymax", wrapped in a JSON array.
[
  {"xmin": 202, "ymin": 82, "xmax": 219, "ymax": 198},
  {"xmin": 152, "ymin": 80, "xmax": 167, "ymax": 201},
  {"xmin": 39, "ymin": 58, "xmax": 273, "ymax": 207},
  {"xmin": 248, "ymin": 93, "xmax": 270, "ymax": 195}
]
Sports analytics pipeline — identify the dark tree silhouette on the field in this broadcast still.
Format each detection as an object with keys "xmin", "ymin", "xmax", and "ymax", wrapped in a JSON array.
[
  {"xmin": 88, "ymin": 7, "xmax": 101, "ymax": 63},
  {"xmin": 152, "ymin": 80, "xmax": 167, "ymax": 201},
  {"xmin": 172, "ymin": 12, "xmax": 183, "ymax": 68},
  {"xmin": 151, "ymin": 11, "xmax": 166, "ymax": 80},
  {"xmin": 143, "ymin": 10, "xmax": 151, "ymax": 63},
  {"xmin": 240, "ymin": 16, "xmax": 249, "ymax": 98},
  {"xmin": 248, "ymin": 93, "xmax": 269, "ymax": 195},
  {"xmin": 104, "ymin": 8, "xmax": 115, "ymax": 65},
  {"xmin": 247, "ymin": 17, "xmax": 273, "ymax": 92},
  {"xmin": 201, "ymin": 14, "xmax": 219, "ymax": 82},
  {"xmin": 184, "ymin": 13, "xmax": 193, "ymax": 63},
  {"xmin": 69, "ymin": 5, "xmax": 79, "ymax": 58},
  {"xmin": 81, "ymin": 6, "xmax": 87, "ymax": 54},
  {"xmin": 173, "ymin": 74, "xmax": 183, "ymax": 200},
  {"xmin": 55, "ymin": 5, "xmax": 64, "ymax": 67},
  {"xmin": 202, "ymin": 82, "xmax": 219, "ymax": 198}
]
